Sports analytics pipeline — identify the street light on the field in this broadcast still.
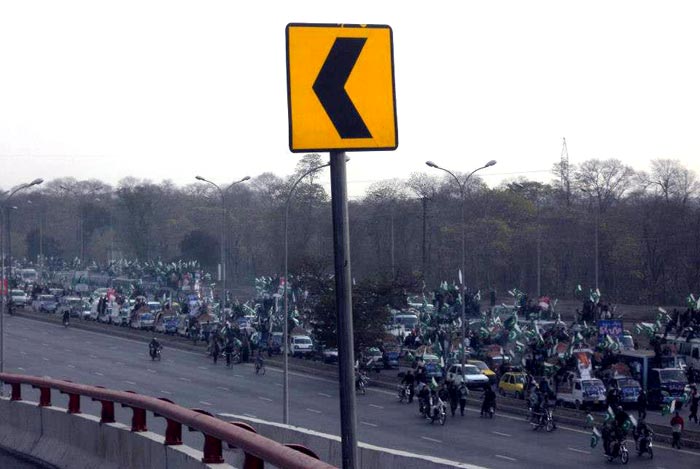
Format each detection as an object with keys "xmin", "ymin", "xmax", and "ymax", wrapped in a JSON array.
[
  {"xmin": 282, "ymin": 160, "xmax": 332, "ymax": 425},
  {"xmin": 195, "ymin": 175, "xmax": 250, "ymax": 308},
  {"xmin": 425, "ymin": 160, "xmax": 495, "ymax": 383},
  {"xmin": 1, "ymin": 178, "xmax": 43, "ymax": 391},
  {"xmin": 580, "ymin": 188, "xmax": 599, "ymax": 290},
  {"xmin": 59, "ymin": 185, "xmax": 86, "ymax": 264}
]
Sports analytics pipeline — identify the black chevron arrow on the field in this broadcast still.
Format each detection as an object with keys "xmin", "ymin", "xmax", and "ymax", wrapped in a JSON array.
[{"xmin": 313, "ymin": 37, "xmax": 372, "ymax": 139}]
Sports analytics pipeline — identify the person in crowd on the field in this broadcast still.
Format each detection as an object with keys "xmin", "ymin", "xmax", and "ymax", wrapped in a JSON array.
[
  {"xmin": 457, "ymin": 382, "xmax": 469, "ymax": 416},
  {"xmin": 447, "ymin": 381, "xmax": 459, "ymax": 417},
  {"xmin": 637, "ymin": 387, "xmax": 648, "ymax": 420},
  {"xmin": 481, "ymin": 385, "xmax": 496, "ymax": 417},
  {"xmin": 689, "ymin": 385, "xmax": 699, "ymax": 424},
  {"xmin": 401, "ymin": 370, "xmax": 415, "ymax": 403},
  {"xmin": 670, "ymin": 410, "xmax": 684, "ymax": 449}
]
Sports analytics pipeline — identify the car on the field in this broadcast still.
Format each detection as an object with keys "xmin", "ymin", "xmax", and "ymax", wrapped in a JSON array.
[
  {"xmin": 288, "ymin": 335, "xmax": 314, "ymax": 357},
  {"xmin": 468, "ymin": 360, "xmax": 497, "ymax": 384},
  {"xmin": 498, "ymin": 372, "xmax": 528, "ymax": 399},
  {"xmin": 33, "ymin": 294, "xmax": 58, "ymax": 313},
  {"xmin": 556, "ymin": 374, "xmax": 607, "ymax": 410},
  {"xmin": 382, "ymin": 346, "xmax": 401, "ymax": 369},
  {"xmin": 446, "ymin": 363, "xmax": 490, "ymax": 389},
  {"xmin": 415, "ymin": 353, "xmax": 445, "ymax": 382},
  {"xmin": 10, "ymin": 289, "xmax": 28, "ymax": 307},
  {"xmin": 132, "ymin": 312, "xmax": 155, "ymax": 331},
  {"xmin": 647, "ymin": 368, "xmax": 689, "ymax": 409},
  {"xmin": 147, "ymin": 301, "xmax": 162, "ymax": 315},
  {"xmin": 612, "ymin": 376, "xmax": 642, "ymax": 407},
  {"xmin": 322, "ymin": 347, "xmax": 339, "ymax": 364},
  {"xmin": 57, "ymin": 296, "xmax": 85, "ymax": 318},
  {"xmin": 155, "ymin": 314, "xmax": 177, "ymax": 334},
  {"xmin": 361, "ymin": 347, "xmax": 384, "ymax": 372}
]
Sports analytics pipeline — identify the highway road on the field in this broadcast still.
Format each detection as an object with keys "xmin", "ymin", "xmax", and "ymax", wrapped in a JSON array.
[{"xmin": 2, "ymin": 314, "xmax": 698, "ymax": 469}]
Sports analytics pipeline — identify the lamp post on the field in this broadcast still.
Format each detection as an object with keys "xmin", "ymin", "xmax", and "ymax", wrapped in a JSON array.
[
  {"xmin": 1, "ymin": 178, "xmax": 43, "ymax": 390},
  {"xmin": 580, "ymin": 188, "xmax": 599, "ymax": 290},
  {"xmin": 425, "ymin": 160, "xmax": 495, "ymax": 382},
  {"xmin": 59, "ymin": 185, "xmax": 86, "ymax": 264},
  {"xmin": 195, "ymin": 175, "xmax": 250, "ymax": 308},
  {"xmin": 282, "ymin": 161, "xmax": 330, "ymax": 425}
]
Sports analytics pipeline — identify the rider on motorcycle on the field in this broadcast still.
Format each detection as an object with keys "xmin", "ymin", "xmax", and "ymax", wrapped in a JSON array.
[
  {"xmin": 401, "ymin": 370, "xmax": 416, "ymax": 403},
  {"xmin": 149, "ymin": 337, "xmax": 162, "ymax": 358},
  {"xmin": 417, "ymin": 382, "xmax": 430, "ymax": 415},
  {"xmin": 481, "ymin": 385, "xmax": 497, "ymax": 417},
  {"xmin": 603, "ymin": 406, "xmax": 629, "ymax": 456},
  {"xmin": 633, "ymin": 418, "xmax": 653, "ymax": 452}
]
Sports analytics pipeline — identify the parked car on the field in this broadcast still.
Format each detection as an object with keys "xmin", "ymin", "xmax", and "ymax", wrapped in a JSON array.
[
  {"xmin": 131, "ymin": 312, "xmax": 155, "ymax": 331},
  {"xmin": 498, "ymin": 371, "xmax": 528, "ymax": 398},
  {"xmin": 10, "ymin": 289, "xmax": 28, "ymax": 307},
  {"xmin": 361, "ymin": 347, "xmax": 384, "ymax": 372},
  {"xmin": 322, "ymin": 347, "xmax": 339, "ymax": 364},
  {"xmin": 415, "ymin": 353, "xmax": 445, "ymax": 383},
  {"xmin": 57, "ymin": 296, "xmax": 85, "ymax": 318},
  {"xmin": 382, "ymin": 346, "xmax": 401, "ymax": 369},
  {"xmin": 32, "ymin": 294, "xmax": 58, "ymax": 313},
  {"xmin": 446, "ymin": 363, "xmax": 490, "ymax": 389}
]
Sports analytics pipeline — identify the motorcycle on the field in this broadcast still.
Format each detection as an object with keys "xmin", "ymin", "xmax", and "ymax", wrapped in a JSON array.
[
  {"xmin": 607, "ymin": 438, "xmax": 629, "ymax": 464},
  {"xmin": 149, "ymin": 346, "xmax": 162, "ymax": 361},
  {"xmin": 398, "ymin": 384, "xmax": 412, "ymax": 403},
  {"xmin": 529, "ymin": 406, "xmax": 555, "ymax": 432},
  {"xmin": 636, "ymin": 434, "xmax": 653, "ymax": 459},
  {"xmin": 429, "ymin": 397, "xmax": 447, "ymax": 425},
  {"xmin": 356, "ymin": 372, "xmax": 369, "ymax": 395}
]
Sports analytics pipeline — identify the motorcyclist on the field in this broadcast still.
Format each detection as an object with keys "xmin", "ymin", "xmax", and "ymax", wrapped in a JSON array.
[
  {"xmin": 481, "ymin": 385, "xmax": 496, "ymax": 417},
  {"xmin": 632, "ymin": 418, "xmax": 653, "ymax": 452},
  {"xmin": 149, "ymin": 337, "xmax": 162, "ymax": 358},
  {"xmin": 529, "ymin": 383, "xmax": 543, "ymax": 422},
  {"xmin": 417, "ymin": 382, "xmax": 430, "ymax": 416},
  {"xmin": 401, "ymin": 370, "xmax": 416, "ymax": 403}
]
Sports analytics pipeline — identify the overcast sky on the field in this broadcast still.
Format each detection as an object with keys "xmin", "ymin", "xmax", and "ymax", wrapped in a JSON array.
[{"xmin": 1, "ymin": 0, "xmax": 699, "ymax": 197}]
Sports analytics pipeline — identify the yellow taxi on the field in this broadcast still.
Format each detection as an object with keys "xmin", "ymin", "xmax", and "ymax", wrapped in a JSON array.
[
  {"xmin": 498, "ymin": 372, "xmax": 528, "ymax": 399},
  {"xmin": 468, "ymin": 360, "xmax": 497, "ymax": 384}
]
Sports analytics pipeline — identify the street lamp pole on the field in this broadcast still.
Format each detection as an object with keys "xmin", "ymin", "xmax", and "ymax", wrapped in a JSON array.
[
  {"xmin": 1, "ymin": 178, "xmax": 43, "ymax": 392},
  {"xmin": 425, "ymin": 160, "xmax": 495, "ymax": 381},
  {"xmin": 282, "ymin": 161, "xmax": 330, "ymax": 424},
  {"xmin": 195, "ymin": 176, "xmax": 250, "ymax": 309},
  {"xmin": 580, "ymin": 188, "xmax": 599, "ymax": 290}
]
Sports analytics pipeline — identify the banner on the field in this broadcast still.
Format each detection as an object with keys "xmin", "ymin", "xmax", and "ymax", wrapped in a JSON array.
[{"xmin": 597, "ymin": 319, "xmax": 624, "ymax": 343}]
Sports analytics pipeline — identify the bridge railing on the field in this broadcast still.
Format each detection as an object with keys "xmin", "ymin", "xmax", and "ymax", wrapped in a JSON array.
[{"xmin": 0, "ymin": 372, "xmax": 337, "ymax": 469}]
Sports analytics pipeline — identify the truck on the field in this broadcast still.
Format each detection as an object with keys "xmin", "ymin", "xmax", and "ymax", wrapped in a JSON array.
[{"xmin": 556, "ymin": 371, "xmax": 607, "ymax": 410}]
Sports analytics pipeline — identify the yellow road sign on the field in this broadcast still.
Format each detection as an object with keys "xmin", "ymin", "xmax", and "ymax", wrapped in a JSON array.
[{"xmin": 286, "ymin": 23, "xmax": 398, "ymax": 153}]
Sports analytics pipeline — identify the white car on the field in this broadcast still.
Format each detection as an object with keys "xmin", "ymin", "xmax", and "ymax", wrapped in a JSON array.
[
  {"xmin": 10, "ymin": 290, "xmax": 28, "ymax": 307},
  {"xmin": 446, "ymin": 364, "xmax": 490, "ymax": 389},
  {"xmin": 288, "ymin": 335, "xmax": 314, "ymax": 357}
]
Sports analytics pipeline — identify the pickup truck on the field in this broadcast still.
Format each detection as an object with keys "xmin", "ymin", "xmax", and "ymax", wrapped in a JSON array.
[{"xmin": 556, "ymin": 376, "xmax": 607, "ymax": 410}]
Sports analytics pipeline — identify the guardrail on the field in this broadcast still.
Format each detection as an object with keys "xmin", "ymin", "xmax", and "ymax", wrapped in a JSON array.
[{"xmin": 0, "ymin": 372, "xmax": 337, "ymax": 469}]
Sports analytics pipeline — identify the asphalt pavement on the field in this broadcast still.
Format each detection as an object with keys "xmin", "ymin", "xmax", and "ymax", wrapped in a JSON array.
[{"xmin": 2, "ymin": 314, "xmax": 699, "ymax": 469}]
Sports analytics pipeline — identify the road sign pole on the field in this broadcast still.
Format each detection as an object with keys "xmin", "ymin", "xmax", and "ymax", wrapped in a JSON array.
[{"xmin": 329, "ymin": 151, "xmax": 358, "ymax": 469}]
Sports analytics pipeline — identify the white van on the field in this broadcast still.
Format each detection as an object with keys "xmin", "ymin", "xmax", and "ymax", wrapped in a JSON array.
[{"xmin": 288, "ymin": 335, "xmax": 314, "ymax": 357}]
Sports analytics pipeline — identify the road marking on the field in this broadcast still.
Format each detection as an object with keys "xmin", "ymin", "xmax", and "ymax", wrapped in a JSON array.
[
  {"xmin": 275, "ymin": 383, "xmax": 283, "ymax": 387},
  {"xmin": 89, "ymin": 355, "xmax": 98, "ymax": 359},
  {"xmin": 306, "ymin": 408, "xmax": 322, "ymax": 414},
  {"xmin": 179, "ymin": 377, "xmax": 191, "ymax": 382},
  {"xmin": 197, "ymin": 366, "xmax": 208, "ymax": 370},
  {"xmin": 495, "ymin": 455, "xmax": 516, "ymax": 462},
  {"xmin": 318, "ymin": 392, "xmax": 332, "ymax": 398},
  {"xmin": 16, "ymin": 367, "xmax": 25, "ymax": 371},
  {"xmin": 421, "ymin": 436, "xmax": 442, "ymax": 443},
  {"xmin": 369, "ymin": 404, "xmax": 384, "ymax": 409},
  {"xmin": 147, "ymin": 369, "xmax": 156, "ymax": 373},
  {"xmin": 160, "ymin": 390, "xmax": 172, "ymax": 395},
  {"xmin": 216, "ymin": 386, "xmax": 230, "ymax": 392},
  {"xmin": 42, "ymin": 357, "xmax": 49, "ymax": 361},
  {"xmin": 491, "ymin": 431, "xmax": 511, "ymax": 437},
  {"xmin": 234, "ymin": 374, "xmax": 243, "ymax": 378},
  {"xmin": 199, "ymin": 401, "xmax": 213, "ymax": 406},
  {"xmin": 567, "ymin": 447, "xmax": 590, "ymax": 455},
  {"xmin": 125, "ymin": 380, "xmax": 136, "ymax": 385},
  {"xmin": 258, "ymin": 397, "xmax": 273, "ymax": 402},
  {"xmin": 41, "ymin": 343, "xmax": 48, "ymax": 346},
  {"xmin": 116, "ymin": 362, "xmax": 124, "ymax": 366},
  {"xmin": 94, "ymin": 372, "xmax": 104, "ymax": 376},
  {"xmin": 67, "ymin": 364, "xmax": 76, "ymax": 368},
  {"xmin": 243, "ymin": 413, "xmax": 257, "ymax": 418},
  {"xmin": 20, "ymin": 351, "xmax": 27, "ymax": 355},
  {"xmin": 360, "ymin": 421, "xmax": 378, "ymax": 427},
  {"xmin": 65, "ymin": 350, "xmax": 72, "ymax": 353}
]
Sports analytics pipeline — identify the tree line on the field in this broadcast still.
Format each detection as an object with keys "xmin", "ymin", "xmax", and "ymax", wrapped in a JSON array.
[{"xmin": 2, "ymin": 155, "xmax": 699, "ymax": 305}]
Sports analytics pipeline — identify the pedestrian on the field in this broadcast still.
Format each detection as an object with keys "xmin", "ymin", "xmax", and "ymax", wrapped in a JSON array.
[
  {"xmin": 448, "ymin": 382, "xmax": 459, "ymax": 417},
  {"xmin": 637, "ymin": 388, "xmax": 647, "ymax": 421},
  {"xmin": 458, "ymin": 382, "xmax": 469, "ymax": 416},
  {"xmin": 689, "ymin": 386, "xmax": 699, "ymax": 424},
  {"xmin": 670, "ymin": 411, "xmax": 684, "ymax": 449}
]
